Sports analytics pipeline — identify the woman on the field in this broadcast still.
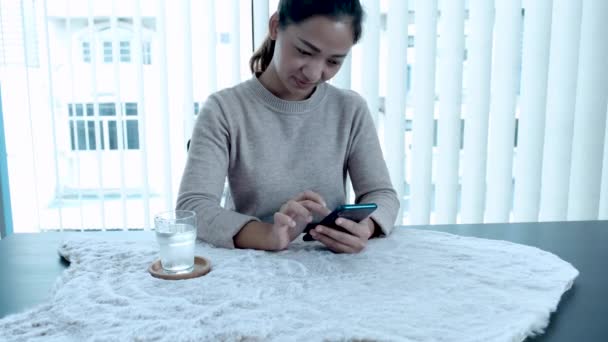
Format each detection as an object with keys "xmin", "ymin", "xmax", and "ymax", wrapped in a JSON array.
[{"xmin": 177, "ymin": 0, "xmax": 399, "ymax": 253}]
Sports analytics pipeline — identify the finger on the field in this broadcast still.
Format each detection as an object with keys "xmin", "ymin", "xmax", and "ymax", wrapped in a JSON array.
[
  {"xmin": 282, "ymin": 200, "xmax": 313, "ymax": 221},
  {"xmin": 298, "ymin": 200, "xmax": 331, "ymax": 217},
  {"xmin": 310, "ymin": 229, "xmax": 356, "ymax": 253},
  {"xmin": 293, "ymin": 190, "xmax": 327, "ymax": 208},
  {"xmin": 272, "ymin": 213, "xmax": 295, "ymax": 250},
  {"xmin": 274, "ymin": 212, "xmax": 296, "ymax": 228},
  {"xmin": 333, "ymin": 218, "xmax": 368, "ymax": 238},
  {"xmin": 315, "ymin": 224, "xmax": 363, "ymax": 249}
]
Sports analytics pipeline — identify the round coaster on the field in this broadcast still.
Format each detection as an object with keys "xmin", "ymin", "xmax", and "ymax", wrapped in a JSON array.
[{"xmin": 148, "ymin": 256, "xmax": 211, "ymax": 280}]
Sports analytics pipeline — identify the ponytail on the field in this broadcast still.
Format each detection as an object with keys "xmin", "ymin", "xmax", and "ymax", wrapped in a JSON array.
[
  {"xmin": 250, "ymin": 0, "xmax": 364, "ymax": 73},
  {"xmin": 249, "ymin": 36, "xmax": 276, "ymax": 74}
]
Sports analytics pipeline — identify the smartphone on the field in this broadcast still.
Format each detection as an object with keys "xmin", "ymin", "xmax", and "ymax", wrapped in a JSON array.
[{"xmin": 302, "ymin": 203, "xmax": 377, "ymax": 241}]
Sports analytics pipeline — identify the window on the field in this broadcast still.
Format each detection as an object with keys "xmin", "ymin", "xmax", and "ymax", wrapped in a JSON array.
[
  {"xmin": 68, "ymin": 104, "xmax": 103, "ymax": 150},
  {"xmin": 219, "ymin": 32, "xmax": 230, "ymax": 44},
  {"xmin": 103, "ymin": 41, "xmax": 112, "ymax": 63},
  {"xmin": 101, "ymin": 41, "xmax": 132, "ymax": 63},
  {"xmin": 407, "ymin": 64, "xmax": 412, "ymax": 92},
  {"xmin": 142, "ymin": 41, "xmax": 151, "ymax": 65},
  {"xmin": 99, "ymin": 103, "xmax": 115, "ymax": 116},
  {"xmin": 120, "ymin": 41, "xmax": 130, "ymax": 62},
  {"xmin": 125, "ymin": 120, "xmax": 139, "ymax": 149},
  {"xmin": 125, "ymin": 102, "xmax": 137, "ymax": 116},
  {"xmin": 408, "ymin": 35, "xmax": 415, "ymax": 48},
  {"xmin": 68, "ymin": 102, "xmax": 140, "ymax": 151},
  {"xmin": 82, "ymin": 41, "xmax": 91, "ymax": 62}
]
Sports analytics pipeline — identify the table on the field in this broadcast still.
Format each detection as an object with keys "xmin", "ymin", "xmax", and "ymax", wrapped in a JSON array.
[{"xmin": 1, "ymin": 221, "xmax": 606, "ymax": 341}]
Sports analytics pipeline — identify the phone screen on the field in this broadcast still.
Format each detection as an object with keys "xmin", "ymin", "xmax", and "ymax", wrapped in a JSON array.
[{"xmin": 303, "ymin": 203, "xmax": 377, "ymax": 241}]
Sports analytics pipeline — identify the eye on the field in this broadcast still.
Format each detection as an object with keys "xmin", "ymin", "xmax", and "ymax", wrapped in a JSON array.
[
  {"xmin": 328, "ymin": 59, "xmax": 341, "ymax": 66},
  {"xmin": 296, "ymin": 47, "xmax": 312, "ymax": 56}
]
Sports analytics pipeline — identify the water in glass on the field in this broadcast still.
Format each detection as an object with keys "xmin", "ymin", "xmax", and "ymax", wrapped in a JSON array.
[{"xmin": 156, "ymin": 223, "xmax": 196, "ymax": 273}]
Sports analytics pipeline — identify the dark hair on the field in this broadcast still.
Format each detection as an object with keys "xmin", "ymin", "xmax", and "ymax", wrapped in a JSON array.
[{"xmin": 249, "ymin": 0, "xmax": 365, "ymax": 73}]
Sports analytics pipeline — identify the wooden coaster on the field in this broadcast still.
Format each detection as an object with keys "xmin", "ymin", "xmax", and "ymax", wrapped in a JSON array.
[{"xmin": 148, "ymin": 256, "xmax": 211, "ymax": 280}]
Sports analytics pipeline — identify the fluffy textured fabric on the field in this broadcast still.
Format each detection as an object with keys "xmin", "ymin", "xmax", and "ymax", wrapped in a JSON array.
[{"xmin": 0, "ymin": 229, "xmax": 578, "ymax": 342}]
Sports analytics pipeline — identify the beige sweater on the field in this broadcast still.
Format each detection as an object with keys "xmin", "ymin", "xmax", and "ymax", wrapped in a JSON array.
[{"xmin": 176, "ymin": 76, "xmax": 399, "ymax": 248}]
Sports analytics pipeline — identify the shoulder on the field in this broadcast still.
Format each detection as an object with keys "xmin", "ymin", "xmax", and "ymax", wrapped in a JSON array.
[
  {"xmin": 199, "ymin": 80, "xmax": 255, "ymax": 118},
  {"xmin": 217, "ymin": 80, "xmax": 253, "ymax": 100},
  {"xmin": 321, "ymin": 85, "xmax": 376, "ymax": 137},
  {"xmin": 322, "ymin": 84, "xmax": 372, "ymax": 129},
  {"xmin": 323, "ymin": 83, "xmax": 369, "ymax": 114},
  {"xmin": 206, "ymin": 82, "xmax": 252, "ymax": 107}
]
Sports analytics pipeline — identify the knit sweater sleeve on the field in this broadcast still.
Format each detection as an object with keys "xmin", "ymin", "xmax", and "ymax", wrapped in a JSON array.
[
  {"xmin": 176, "ymin": 95, "xmax": 260, "ymax": 248},
  {"xmin": 346, "ymin": 92, "xmax": 401, "ymax": 236}
]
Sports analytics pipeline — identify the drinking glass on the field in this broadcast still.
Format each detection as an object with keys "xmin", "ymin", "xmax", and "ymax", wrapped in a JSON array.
[{"xmin": 154, "ymin": 210, "xmax": 197, "ymax": 274}]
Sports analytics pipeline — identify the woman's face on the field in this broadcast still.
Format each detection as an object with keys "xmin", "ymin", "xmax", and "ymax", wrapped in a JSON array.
[{"xmin": 267, "ymin": 15, "xmax": 355, "ymax": 100}]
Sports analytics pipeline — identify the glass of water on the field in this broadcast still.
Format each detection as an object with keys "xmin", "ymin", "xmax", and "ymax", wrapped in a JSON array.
[{"xmin": 154, "ymin": 210, "xmax": 197, "ymax": 274}]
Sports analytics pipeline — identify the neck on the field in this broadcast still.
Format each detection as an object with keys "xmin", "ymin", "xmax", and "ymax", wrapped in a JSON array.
[{"xmin": 258, "ymin": 66, "xmax": 314, "ymax": 101}]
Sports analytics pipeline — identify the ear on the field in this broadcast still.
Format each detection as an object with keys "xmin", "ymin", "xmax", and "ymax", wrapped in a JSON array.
[{"xmin": 268, "ymin": 12, "xmax": 280, "ymax": 40}]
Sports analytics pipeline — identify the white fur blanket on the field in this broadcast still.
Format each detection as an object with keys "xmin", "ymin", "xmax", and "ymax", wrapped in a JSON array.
[{"xmin": 0, "ymin": 228, "xmax": 578, "ymax": 342}]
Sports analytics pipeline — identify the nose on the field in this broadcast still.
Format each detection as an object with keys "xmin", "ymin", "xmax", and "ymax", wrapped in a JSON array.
[{"xmin": 302, "ymin": 59, "xmax": 324, "ymax": 83}]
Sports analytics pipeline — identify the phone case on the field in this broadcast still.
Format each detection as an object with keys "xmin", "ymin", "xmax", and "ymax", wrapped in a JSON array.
[{"xmin": 303, "ymin": 203, "xmax": 377, "ymax": 241}]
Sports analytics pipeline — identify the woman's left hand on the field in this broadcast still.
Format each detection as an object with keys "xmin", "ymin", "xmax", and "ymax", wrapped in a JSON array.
[{"xmin": 308, "ymin": 217, "xmax": 376, "ymax": 253}]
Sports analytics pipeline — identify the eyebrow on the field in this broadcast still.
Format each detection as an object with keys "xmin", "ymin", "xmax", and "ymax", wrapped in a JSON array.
[{"xmin": 297, "ymin": 37, "xmax": 348, "ymax": 58}]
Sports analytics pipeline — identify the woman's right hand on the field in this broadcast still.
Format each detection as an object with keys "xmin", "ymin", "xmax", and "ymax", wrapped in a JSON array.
[{"xmin": 268, "ymin": 190, "xmax": 330, "ymax": 250}]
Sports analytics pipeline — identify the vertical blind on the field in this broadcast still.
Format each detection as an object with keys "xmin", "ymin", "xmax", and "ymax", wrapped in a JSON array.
[
  {"xmin": 538, "ymin": 0, "xmax": 582, "ymax": 222},
  {"xmin": 461, "ymin": 0, "xmax": 493, "ymax": 224},
  {"xmin": 0, "ymin": 0, "xmax": 606, "ymax": 233},
  {"xmin": 435, "ymin": 0, "xmax": 464, "ymax": 224},
  {"xmin": 512, "ymin": 0, "xmax": 552, "ymax": 222},
  {"xmin": 409, "ymin": 0, "xmax": 437, "ymax": 225},
  {"xmin": 133, "ymin": 0, "xmax": 151, "ymax": 230},
  {"xmin": 484, "ymin": 0, "xmax": 521, "ymax": 223},
  {"xmin": 566, "ymin": 0, "xmax": 608, "ymax": 221},
  {"xmin": 383, "ymin": 0, "xmax": 408, "ymax": 225}
]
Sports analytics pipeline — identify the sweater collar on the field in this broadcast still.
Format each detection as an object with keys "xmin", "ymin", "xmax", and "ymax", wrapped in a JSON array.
[{"xmin": 246, "ymin": 75, "xmax": 327, "ymax": 114}]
